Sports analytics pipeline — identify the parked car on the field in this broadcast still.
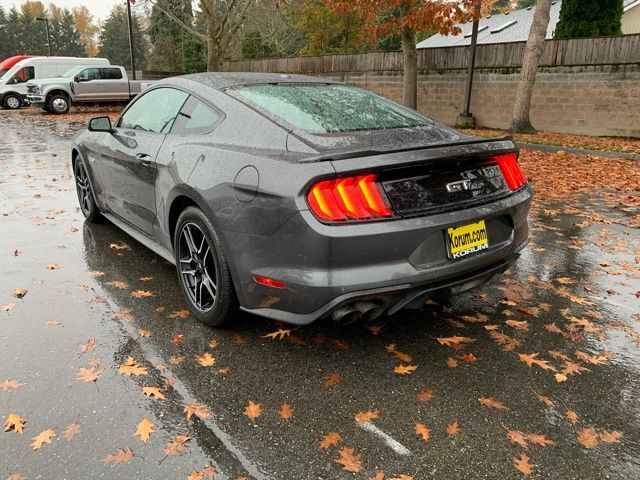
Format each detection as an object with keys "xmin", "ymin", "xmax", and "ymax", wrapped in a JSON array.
[
  {"xmin": 27, "ymin": 65, "xmax": 154, "ymax": 114},
  {"xmin": 72, "ymin": 73, "xmax": 531, "ymax": 328},
  {"xmin": 0, "ymin": 56, "xmax": 109, "ymax": 110},
  {"xmin": 0, "ymin": 55, "xmax": 38, "ymax": 77}
]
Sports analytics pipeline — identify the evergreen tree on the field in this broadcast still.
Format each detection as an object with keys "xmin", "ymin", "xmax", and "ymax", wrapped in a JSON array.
[
  {"xmin": 242, "ymin": 31, "xmax": 278, "ymax": 59},
  {"xmin": 4, "ymin": 8, "xmax": 23, "ymax": 55},
  {"xmin": 517, "ymin": 0, "xmax": 537, "ymax": 8},
  {"xmin": 555, "ymin": 0, "xmax": 623, "ymax": 39},
  {"xmin": 50, "ymin": 10, "xmax": 85, "ymax": 56},
  {"xmin": 18, "ymin": 3, "xmax": 48, "ymax": 55},
  {"xmin": 0, "ymin": 6, "xmax": 10, "ymax": 60},
  {"xmin": 148, "ymin": 0, "xmax": 206, "ymax": 72},
  {"xmin": 98, "ymin": 5, "xmax": 146, "ymax": 68},
  {"xmin": 491, "ymin": 0, "xmax": 512, "ymax": 14}
]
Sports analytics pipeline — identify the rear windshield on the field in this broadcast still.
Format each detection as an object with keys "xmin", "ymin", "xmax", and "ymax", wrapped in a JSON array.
[{"xmin": 231, "ymin": 84, "xmax": 430, "ymax": 133}]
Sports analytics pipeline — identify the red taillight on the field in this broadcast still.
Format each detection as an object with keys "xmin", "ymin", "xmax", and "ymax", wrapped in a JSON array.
[
  {"xmin": 253, "ymin": 275, "xmax": 287, "ymax": 289},
  {"xmin": 307, "ymin": 174, "xmax": 392, "ymax": 222},
  {"xmin": 496, "ymin": 153, "xmax": 526, "ymax": 191}
]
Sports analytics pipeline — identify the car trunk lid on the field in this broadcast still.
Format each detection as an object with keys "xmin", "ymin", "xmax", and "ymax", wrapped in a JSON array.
[{"xmin": 323, "ymin": 137, "xmax": 519, "ymax": 218}]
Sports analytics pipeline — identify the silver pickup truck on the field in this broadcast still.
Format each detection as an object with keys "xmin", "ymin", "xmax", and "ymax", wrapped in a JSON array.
[{"xmin": 26, "ymin": 65, "xmax": 154, "ymax": 114}]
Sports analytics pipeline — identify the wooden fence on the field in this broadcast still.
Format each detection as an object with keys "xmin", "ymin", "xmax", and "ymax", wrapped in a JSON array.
[{"xmin": 222, "ymin": 34, "xmax": 640, "ymax": 74}]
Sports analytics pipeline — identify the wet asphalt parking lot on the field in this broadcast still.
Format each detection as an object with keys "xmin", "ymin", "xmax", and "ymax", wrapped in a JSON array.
[{"xmin": 1, "ymin": 110, "xmax": 639, "ymax": 480}]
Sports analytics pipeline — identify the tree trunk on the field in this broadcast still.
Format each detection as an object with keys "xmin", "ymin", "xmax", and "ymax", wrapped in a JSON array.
[
  {"xmin": 207, "ymin": 28, "xmax": 221, "ymax": 72},
  {"xmin": 510, "ymin": 0, "xmax": 553, "ymax": 133},
  {"xmin": 401, "ymin": 27, "xmax": 417, "ymax": 110}
]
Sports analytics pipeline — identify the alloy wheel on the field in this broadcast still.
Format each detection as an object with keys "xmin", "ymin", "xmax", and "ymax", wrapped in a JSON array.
[
  {"xmin": 179, "ymin": 223, "xmax": 217, "ymax": 313},
  {"xmin": 74, "ymin": 162, "xmax": 91, "ymax": 215}
]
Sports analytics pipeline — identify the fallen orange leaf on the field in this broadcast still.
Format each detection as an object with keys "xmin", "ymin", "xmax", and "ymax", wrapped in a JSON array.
[
  {"xmin": 446, "ymin": 421, "xmax": 460, "ymax": 436},
  {"xmin": 142, "ymin": 386, "xmax": 166, "ymax": 400},
  {"xmin": 394, "ymin": 364, "xmax": 417, "ymax": 375},
  {"xmin": 133, "ymin": 419, "xmax": 155, "ymax": 443},
  {"xmin": 334, "ymin": 447, "xmax": 363, "ymax": 473},
  {"xmin": 164, "ymin": 432, "xmax": 191, "ymax": 456},
  {"xmin": 118, "ymin": 357, "xmax": 148, "ymax": 376},
  {"xmin": 4, "ymin": 413, "xmax": 26, "ymax": 434},
  {"xmin": 62, "ymin": 423, "xmax": 81, "ymax": 442},
  {"xmin": 323, "ymin": 372, "xmax": 341, "ymax": 388},
  {"xmin": 414, "ymin": 423, "xmax": 430, "ymax": 442},
  {"xmin": 0, "ymin": 379, "xmax": 22, "ymax": 391},
  {"xmin": 478, "ymin": 396, "xmax": 509, "ymax": 410},
  {"xmin": 319, "ymin": 432, "xmax": 341, "ymax": 449},
  {"xmin": 279, "ymin": 403, "xmax": 294, "ymax": 420},
  {"xmin": 355, "ymin": 409, "xmax": 378, "ymax": 423},
  {"xmin": 101, "ymin": 448, "xmax": 134, "ymax": 464},
  {"xmin": 244, "ymin": 401, "xmax": 261, "ymax": 419},
  {"xmin": 416, "ymin": 390, "xmax": 434, "ymax": 402},
  {"xmin": 577, "ymin": 427, "xmax": 598, "ymax": 449},
  {"xmin": 195, "ymin": 352, "xmax": 215, "ymax": 367},
  {"xmin": 31, "ymin": 429, "xmax": 55, "ymax": 450},
  {"xmin": 513, "ymin": 453, "xmax": 534, "ymax": 474},
  {"xmin": 599, "ymin": 431, "xmax": 623, "ymax": 443},
  {"xmin": 184, "ymin": 403, "xmax": 211, "ymax": 420}
]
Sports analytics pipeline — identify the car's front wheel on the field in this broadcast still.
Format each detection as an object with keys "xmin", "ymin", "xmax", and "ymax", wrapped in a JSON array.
[
  {"xmin": 74, "ymin": 159, "xmax": 102, "ymax": 222},
  {"xmin": 3, "ymin": 94, "xmax": 22, "ymax": 110},
  {"xmin": 174, "ymin": 207, "xmax": 238, "ymax": 327},
  {"xmin": 47, "ymin": 94, "xmax": 70, "ymax": 114}
]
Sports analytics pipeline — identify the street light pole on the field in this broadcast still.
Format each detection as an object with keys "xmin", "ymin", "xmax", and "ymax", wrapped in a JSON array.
[
  {"xmin": 125, "ymin": 0, "xmax": 137, "ymax": 80},
  {"xmin": 36, "ymin": 17, "xmax": 52, "ymax": 56},
  {"xmin": 457, "ymin": 1, "xmax": 482, "ymax": 128}
]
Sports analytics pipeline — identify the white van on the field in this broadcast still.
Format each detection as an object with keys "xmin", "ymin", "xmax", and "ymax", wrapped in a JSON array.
[{"xmin": 0, "ymin": 57, "xmax": 110, "ymax": 110}]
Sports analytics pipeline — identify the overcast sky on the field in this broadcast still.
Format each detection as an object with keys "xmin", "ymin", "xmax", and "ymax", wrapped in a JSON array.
[{"xmin": 4, "ymin": 0, "xmax": 141, "ymax": 22}]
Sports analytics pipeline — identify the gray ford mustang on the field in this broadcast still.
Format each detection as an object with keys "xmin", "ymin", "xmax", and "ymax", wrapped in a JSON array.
[{"xmin": 72, "ymin": 72, "xmax": 531, "ymax": 327}]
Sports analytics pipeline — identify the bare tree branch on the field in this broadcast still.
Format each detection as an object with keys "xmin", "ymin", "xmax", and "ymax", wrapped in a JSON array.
[{"xmin": 145, "ymin": 0, "xmax": 207, "ymax": 42}]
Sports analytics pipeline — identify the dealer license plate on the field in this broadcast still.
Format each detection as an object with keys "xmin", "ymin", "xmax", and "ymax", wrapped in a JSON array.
[{"xmin": 446, "ymin": 220, "xmax": 489, "ymax": 260}]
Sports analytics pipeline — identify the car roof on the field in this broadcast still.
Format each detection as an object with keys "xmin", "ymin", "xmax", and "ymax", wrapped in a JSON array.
[{"xmin": 172, "ymin": 72, "xmax": 340, "ymax": 90}]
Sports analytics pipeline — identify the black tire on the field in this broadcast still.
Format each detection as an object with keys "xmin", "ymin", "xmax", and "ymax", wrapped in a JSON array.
[
  {"xmin": 3, "ymin": 93, "xmax": 22, "ymax": 110},
  {"xmin": 47, "ymin": 94, "xmax": 70, "ymax": 114},
  {"xmin": 74, "ymin": 159, "xmax": 102, "ymax": 223},
  {"xmin": 174, "ymin": 207, "xmax": 238, "ymax": 328}
]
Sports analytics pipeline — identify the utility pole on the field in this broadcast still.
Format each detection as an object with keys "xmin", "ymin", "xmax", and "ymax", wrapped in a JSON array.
[
  {"xmin": 456, "ymin": 1, "xmax": 482, "ymax": 128},
  {"xmin": 126, "ymin": 0, "xmax": 137, "ymax": 79},
  {"xmin": 36, "ymin": 17, "xmax": 52, "ymax": 56}
]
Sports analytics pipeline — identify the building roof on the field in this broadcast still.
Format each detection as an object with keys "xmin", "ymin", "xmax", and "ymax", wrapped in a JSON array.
[
  {"xmin": 624, "ymin": 0, "xmax": 640, "ymax": 10},
  {"xmin": 417, "ymin": 1, "xmax": 563, "ymax": 49}
]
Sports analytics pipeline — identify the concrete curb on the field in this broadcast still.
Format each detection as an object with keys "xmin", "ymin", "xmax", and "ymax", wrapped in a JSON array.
[{"xmin": 516, "ymin": 142, "xmax": 640, "ymax": 161}]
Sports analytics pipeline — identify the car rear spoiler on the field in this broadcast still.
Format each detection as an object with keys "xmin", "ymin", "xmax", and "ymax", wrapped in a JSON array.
[{"xmin": 299, "ymin": 136, "xmax": 516, "ymax": 163}]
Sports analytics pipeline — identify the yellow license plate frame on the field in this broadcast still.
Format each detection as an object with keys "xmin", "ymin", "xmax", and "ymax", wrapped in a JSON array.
[{"xmin": 446, "ymin": 220, "xmax": 489, "ymax": 260}]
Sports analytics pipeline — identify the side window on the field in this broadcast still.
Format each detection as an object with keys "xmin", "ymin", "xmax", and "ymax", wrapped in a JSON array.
[
  {"xmin": 118, "ymin": 87, "xmax": 189, "ymax": 133},
  {"xmin": 77, "ymin": 68, "xmax": 101, "ymax": 81},
  {"xmin": 102, "ymin": 68, "xmax": 123, "ymax": 80},
  {"xmin": 171, "ymin": 96, "xmax": 221, "ymax": 134},
  {"xmin": 12, "ymin": 66, "xmax": 35, "ymax": 83}
]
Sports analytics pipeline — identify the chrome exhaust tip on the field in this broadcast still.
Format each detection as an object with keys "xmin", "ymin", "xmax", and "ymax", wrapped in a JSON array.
[
  {"xmin": 354, "ymin": 301, "xmax": 384, "ymax": 322},
  {"xmin": 332, "ymin": 306, "xmax": 361, "ymax": 325}
]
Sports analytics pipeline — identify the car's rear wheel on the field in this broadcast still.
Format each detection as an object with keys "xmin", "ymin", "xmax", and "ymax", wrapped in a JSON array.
[
  {"xmin": 4, "ymin": 94, "xmax": 21, "ymax": 110},
  {"xmin": 74, "ymin": 160, "xmax": 102, "ymax": 222},
  {"xmin": 174, "ymin": 207, "xmax": 238, "ymax": 327},
  {"xmin": 48, "ymin": 94, "xmax": 70, "ymax": 114}
]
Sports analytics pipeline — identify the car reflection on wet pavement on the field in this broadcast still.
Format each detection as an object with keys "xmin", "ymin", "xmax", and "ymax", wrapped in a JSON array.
[{"xmin": 1, "ymin": 111, "xmax": 639, "ymax": 479}]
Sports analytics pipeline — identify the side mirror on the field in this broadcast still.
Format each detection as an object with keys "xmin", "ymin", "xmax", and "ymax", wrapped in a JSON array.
[
  {"xmin": 88, "ymin": 116, "xmax": 114, "ymax": 133},
  {"xmin": 75, "ymin": 75, "xmax": 86, "ymax": 83}
]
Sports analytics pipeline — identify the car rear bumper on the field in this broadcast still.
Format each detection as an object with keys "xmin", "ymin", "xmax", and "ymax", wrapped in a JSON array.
[{"xmin": 228, "ymin": 185, "xmax": 532, "ymax": 325}]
